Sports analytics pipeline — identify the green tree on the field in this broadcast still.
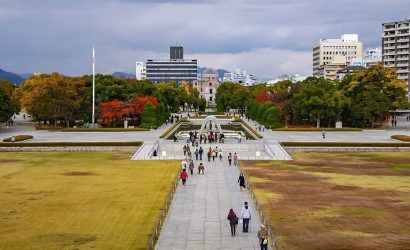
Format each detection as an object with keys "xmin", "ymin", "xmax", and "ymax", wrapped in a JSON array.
[
  {"xmin": 215, "ymin": 82, "xmax": 249, "ymax": 111},
  {"xmin": 343, "ymin": 64, "xmax": 409, "ymax": 127},
  {"xmin": 140, "ymin": 102, "xmax": 158, "ymax": 129},
  {"xmin": 294, "ymin": 77, "xmax": 346, "ymax": 128}
]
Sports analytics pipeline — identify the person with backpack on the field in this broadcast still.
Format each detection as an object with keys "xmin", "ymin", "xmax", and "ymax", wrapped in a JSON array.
[{"xmin": 227, "ymin": 209, "xmax": 239, "ymax": 236}]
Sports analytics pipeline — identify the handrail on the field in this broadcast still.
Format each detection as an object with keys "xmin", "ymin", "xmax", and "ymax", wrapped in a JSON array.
[
  {"xmin": 130, "ymin": 140, "xmax": 144, "ymax": 159},
  {"xmin": 237, "ymin": 161, "xmax": 281, "ymax": 250},
  {"xmin": 146, "ymin": 169, "xmax": 181, "ymax": 250}
]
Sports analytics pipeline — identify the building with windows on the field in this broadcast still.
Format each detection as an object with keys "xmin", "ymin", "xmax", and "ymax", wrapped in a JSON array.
[
  {"xmin": 193, "ymin": 68, "xmax": 220, "ymax": 108},
  {"xmin": 382, "ymin": 18, "xmax": 410, "ymax": 99},
  {"xmin": 135, "ymin": 61, "xmax": 146, "ymax": 80},
  {"xmin": 313, "ymin": 34, "xmax": 363, "ymax": 77},
  {"xmin": 222, "ymin": 68, "xmax": 258, "ymax": 86},
  {"xmin": 144, "ymin": 45, "xmax": 198, "ymax": 84},
  {"xmin": 349, "ymin": 48, "xmax": 382, "ymax": 67}
]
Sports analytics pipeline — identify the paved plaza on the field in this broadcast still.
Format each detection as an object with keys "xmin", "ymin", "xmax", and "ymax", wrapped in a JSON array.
[{"xmin": 156, "ymin": 149, "xmax": 262, "ymax": 250}]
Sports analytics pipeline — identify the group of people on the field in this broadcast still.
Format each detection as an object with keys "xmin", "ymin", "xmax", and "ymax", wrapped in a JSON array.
[{"xmin": 227, "ymin": 201, "xmax": 269, "ymax": 250}]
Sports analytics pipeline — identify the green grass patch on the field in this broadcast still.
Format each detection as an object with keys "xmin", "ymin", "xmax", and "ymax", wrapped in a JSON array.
[
  {"xmin": 0, "ymin": 152, "xmax": 180, "ymax": 250},
  {"xmin": 0, "ymin": 142, "xmax": 142, "ymax": 147},
  {"xmin": 303, "ymin": 171, "xmax": 410, "ymax": 192},
  {"xmin": 3, "ymin": 135, "xmax": 33, "ymax": 142},
  {"xmin": 391, "ymin": 134, "xmax": 410, "ymax": 142}
]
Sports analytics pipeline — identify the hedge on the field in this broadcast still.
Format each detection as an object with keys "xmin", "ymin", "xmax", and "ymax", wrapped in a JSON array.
[
  {"xmin": 61, "ymin": 128, "xmax": 149, "ymax": 132},
  {"xmin": 159, "ymin": 117, "xmax": 188, "ymax": 139},
  {"xmin": 3, "ymin": 135, "xmax": 33, "ymax": 142},
  {"xmin": 391, "ymin": 135, "xmax": 410, "ymax": 142},
  {"xmin": 282, "ymin": 142, "xmax": 410, "ymax": 147},
  {"xmin": 0, "ymin": 142, "xmax": 142, "ymax": 147},
  {"xmin": 273, "ymin": 128, "xmax": 362, "ymax": 131}
]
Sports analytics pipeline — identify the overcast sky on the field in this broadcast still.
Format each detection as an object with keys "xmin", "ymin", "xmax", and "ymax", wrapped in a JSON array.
[{"xmin": 0, "ymin": 0, "xmax": 409, "ymax": 79}]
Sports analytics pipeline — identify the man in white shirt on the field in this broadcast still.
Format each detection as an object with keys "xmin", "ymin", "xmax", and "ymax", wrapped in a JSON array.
[{"xmin": 240, "ymin": 201, "xmax": 252, "ymax": 232}]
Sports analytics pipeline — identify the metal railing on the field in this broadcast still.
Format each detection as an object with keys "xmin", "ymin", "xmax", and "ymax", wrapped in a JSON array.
[
  {"xmin": 238, "ymin": 161, "xmax": 281, "ymax": 250},
  {"xmin": 146, "ymin": 169, "xmax": 181, "ymax": 250}
]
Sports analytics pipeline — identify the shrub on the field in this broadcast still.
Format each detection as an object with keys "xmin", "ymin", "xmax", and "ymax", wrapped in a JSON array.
[
  {"xmin": 282, "ymin": 142, "xmax": 410, "ymax": 147},
  {"xmin": 3, "ymin": 135, "xmax": 33, "ymax": 142},
  {"xmin": 262, "ymin": 106, "xmax": 281, "ymax": 128},
  {"xmin": 391, "ymin": 135, "xmax": 410, "ymax": 142}
]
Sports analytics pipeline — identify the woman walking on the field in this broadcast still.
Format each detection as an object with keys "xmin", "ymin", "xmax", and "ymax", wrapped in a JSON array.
[
  {"xmin": 233, "ymin": 152, "xmax": 238, "ymax": 166},
  {"xmin": 227, "ymin": 209, "xmax": 238, "ymax": 236},
  {"xmin": 257, "ymin": 224, "xmax": 268, "ymax": 250},
  {"xmin": 238, "ymin": 173, "xmax": 245, "ymax": 192},
  {"xmin": 228, "ymin": 153, "xmax": 232, "ymax": 166}
]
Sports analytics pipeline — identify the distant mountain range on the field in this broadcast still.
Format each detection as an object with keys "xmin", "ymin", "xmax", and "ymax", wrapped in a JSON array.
[
  {"xmin": 0, "ymin": 68, "xmax": 25, "ymax": 85},
  {"xmin": 112, "ymin": 71, "xmax": 135, "ymax": 79}
]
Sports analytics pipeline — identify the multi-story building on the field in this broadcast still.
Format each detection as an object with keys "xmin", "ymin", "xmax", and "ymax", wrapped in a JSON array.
[
  {"xmin": 135, "ymin": 61, "xmax": 146, "ymax": 80},
  {"xmin": 194, "ymin": 68, "xmax": 220, "ymax": 108},
  {"xmin": 382, "ymin": 19, "xmax": 410, "ymax": 98},
  {"xmin": 222, "ymin": 68, "xmax": 258, "ymax": 86},
  {"xmin": 350, "ymin": 48, "xmax": 382, "ymax": 67},
  {"xmin": 145, "ymin": 45, "xmax": 198, "ymax": 84},
  {"xmin": 313, "ymin": 34, "xmax": 363, "ymax": 77},
  {"xmin": 317, "ymin": 55, "xmax": 348, "ymax": 80}
]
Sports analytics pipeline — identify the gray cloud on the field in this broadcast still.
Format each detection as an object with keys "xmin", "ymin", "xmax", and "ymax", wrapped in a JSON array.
[{"xmin": 0, "ymin": 0, "xmax": 409, "ymax": 79}]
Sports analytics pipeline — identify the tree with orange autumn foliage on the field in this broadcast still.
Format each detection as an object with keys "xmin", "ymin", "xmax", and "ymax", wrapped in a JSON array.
[{"xmin": 98, "ymin": 99, "xmax": 128, "ymax": 127}]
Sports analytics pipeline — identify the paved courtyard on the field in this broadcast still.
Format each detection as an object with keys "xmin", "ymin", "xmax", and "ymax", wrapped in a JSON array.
[{"xmin": 156, "ymin": 148, "xmax": 262, "ymax": 250}]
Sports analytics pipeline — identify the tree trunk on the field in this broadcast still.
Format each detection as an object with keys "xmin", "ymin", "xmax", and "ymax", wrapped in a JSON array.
[{"xmin": 316, "ymin": 114, "xmax": 320, "ymax": 128}]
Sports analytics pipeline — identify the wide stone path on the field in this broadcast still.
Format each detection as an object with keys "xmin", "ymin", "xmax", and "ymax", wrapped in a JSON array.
[{"xmin": 156, "ymin": 150, "xmax": 262, "ymax": 249}]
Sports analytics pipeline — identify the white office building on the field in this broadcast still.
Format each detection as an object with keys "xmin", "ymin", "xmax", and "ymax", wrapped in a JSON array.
[
  {"xmin": 313, "ymin": 34, "xmax": 363, "ymax": 77},
  {"xmin": 135, "ymin": 61, "xmax": 146, "ymax": 80},
  {"xmin": 223, "ymin": 68, "xmax": 258, "ymax": 86},
  {"xmin": 350, "ymin": 48, "xmax": 382, "ymax": 67}
]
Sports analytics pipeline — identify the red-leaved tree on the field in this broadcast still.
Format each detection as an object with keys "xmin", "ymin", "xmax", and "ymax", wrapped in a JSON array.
[{"xmin": 98, "ymin": 99, "xmax": 129, "ymax": 127}]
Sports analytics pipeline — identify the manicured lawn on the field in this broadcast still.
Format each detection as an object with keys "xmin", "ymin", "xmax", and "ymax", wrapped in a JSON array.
[
  {"xmin": 241, "ymin": 152, "xmax": 410, "ymax": 249},
  {"xmin": 0, "ymin": 152, "xmax": 179, "ymax": 250}
]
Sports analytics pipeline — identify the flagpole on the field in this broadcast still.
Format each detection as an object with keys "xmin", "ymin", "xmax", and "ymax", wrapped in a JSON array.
[{"xmin": 92, "ymin": 46, "xmax": 95, "ymax": 128}]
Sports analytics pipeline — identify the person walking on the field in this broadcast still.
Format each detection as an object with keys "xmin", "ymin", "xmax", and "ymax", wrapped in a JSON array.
[
  {"xmin": 257, "ymin": 225, "xmax": 269, "ymax": 250},
  {"xmin": 183, "ymin": 145, "xmax": 187, "ymax": 156},
  {"xmin": 189, "ymin": 160, "xmax": 194, "ymax": 175},
  {"xmin": 207, "ymin": 149, "xmax": 211, "ymax": 162},
  {"xmin": 180, "ymin": 169, "xmax": 188, "ymax": 186},
  {"xmin": 228, "ymin": 153, "xmax": 232, "ymax": 166},
  {"xmin": 199, "ymin": 147, "xmax": 204, "ymax": 161},
  {"xmin": 194, "ymin": 148, "xmax": 199, "ymax": 161},
  {"xmin": 240, "ymin": 201, "xmax": 252, "ymax": 233},
  {"xmin": 219, "ymin": 150, "xmax": 223, "ymax": 161},
  {"xmin": 238, "ymin": 173, "xmax": 245, "ymax": 192},
  {"xmin": 211, "ymin": 149, "xmax": 216, "ymax": 162},
  {"xmin": 198, "ymin": 163, "xmax": 205, "ymax": 174},
  {"xmin": 234, "ymin": 152, "xmax": 238, "ymax": 166},
  {"xmin": 322, "ymin": 130, "xmax": 326, "ymax": 139},
  {"xmin": 227, "ymin": 209, "xmax": 239, "ymax": 236}
]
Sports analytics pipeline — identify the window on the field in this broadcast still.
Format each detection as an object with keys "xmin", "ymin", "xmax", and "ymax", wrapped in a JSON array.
[
  {"xmin": 210, "ymin": 89, "xmax": 213, "ymax": 94},
  {"xmin": 209, "ymin": 82, "xmax": 212, "ymax": 86},
  {"xmin": 209, "ymin": 96, "xmax": 213, "ymax": 102}
]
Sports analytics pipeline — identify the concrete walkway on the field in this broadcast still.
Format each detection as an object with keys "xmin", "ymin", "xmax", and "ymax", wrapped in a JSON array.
[{"xmin": 156, "ymin": 152, "xmax": 262, "ymax": 249}]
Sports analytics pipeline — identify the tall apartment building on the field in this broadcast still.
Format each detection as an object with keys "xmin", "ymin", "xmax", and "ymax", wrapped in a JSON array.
[
  {"xmin": 145, "ymin": 45, "xmax": 198, "ymax": 83},
  {"xmin": 382, "ymin": 19, "xmax": 410, "ymax": 98},
  {"xmin": 313, "ymin": 34, "xmax": 363, "ymax": 77}
]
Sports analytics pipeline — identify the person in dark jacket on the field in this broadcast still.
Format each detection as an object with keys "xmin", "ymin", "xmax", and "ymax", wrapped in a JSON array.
[
  {"xmin": 227, "ymin": 208, "xmax": 238, "ymax": 236},
  {"xmin": 238, "ymin": 173, "xmax": 245, "ymax": 192}
]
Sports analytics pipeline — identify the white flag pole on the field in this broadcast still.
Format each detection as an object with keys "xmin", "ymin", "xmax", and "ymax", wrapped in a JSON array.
[{"xmin": 92, "ymin": 46, "xmax": 95, "ymax": 128}]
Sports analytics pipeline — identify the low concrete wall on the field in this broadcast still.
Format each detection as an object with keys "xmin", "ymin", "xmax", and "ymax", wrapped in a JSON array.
[
  {"xmin": 0, "ymin": 146, "xmax": 138, "ymax": 152},
  {"xmin": 285, "ymin": 147, "xmax": 410, "ymax": 152}
]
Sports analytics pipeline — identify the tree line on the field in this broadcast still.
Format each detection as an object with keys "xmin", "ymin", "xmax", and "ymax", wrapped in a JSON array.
[
  {"xmin": 216, "ymin": 65, "xmax": 409, "ymax": 128},
  {"xmin": 11, "ymin": 73, "xmax": 206, "ymax": 128}
]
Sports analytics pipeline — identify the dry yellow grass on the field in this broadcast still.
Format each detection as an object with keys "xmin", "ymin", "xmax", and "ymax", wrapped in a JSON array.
[{"xmin": 0, "ymin": 152, "xmax": 179, "ymax": 250}]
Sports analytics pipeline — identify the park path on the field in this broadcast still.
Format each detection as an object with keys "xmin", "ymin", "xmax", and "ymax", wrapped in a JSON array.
[{"xmin": 156, "ymin": 149, "xmax": 262, "ymax": 250}]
